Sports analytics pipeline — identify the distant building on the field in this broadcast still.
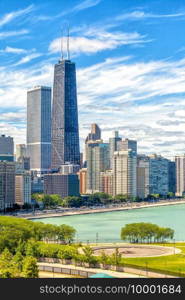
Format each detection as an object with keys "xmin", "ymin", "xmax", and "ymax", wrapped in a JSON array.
[
  {"xmin": 100, "ymin": 170, "xmax": 113, "ymax": 196},
  {"xmin": 117, "ymin": 138, "xmax": 137, "ymax": 156},
  {"xmin": 59, "ymin": 163, "xmax": 80, "ymax": 175},
  {"xmin": 84, "ymin": 124, "xmax": 101, "ymax": 162},
  {"xmin": 16, "ymin": 144, "xmax": 26, "ymax": 161},
  {"xmin": 0, "ymin": 134, "xmax": 14, "ymax": 162},
  {"xmin": 137, "ymin": 155, "xmax": 150, "ymax": 199},
  {"xmin": 78, "ymin": 168, "xmax": 87, "ymax": 194},
  {"xmin": 113, "ymin": 150, "xmax": 137, "ymax": 197},
  {"xmin": 87, "ymin": 142, "xmax": 109, "ymax": 193},
  {"xmin": 15, "ymin": 172, "xmax": 31, "ymax": 206},
  {"xmin": 44, "ymin": 173, "xmax": 79, "ymax": 198},
  {"xmin": 148, "ymin": 154, "xmax": 169, "ymax": 196},
  {"xmin": 80, "ymin": 153, "xmax": 83, "ymax": 168},
  {"xmin": 27, "ymin": 86, "xmax": 51, "ymax": 174},
  {"xmin": 0, "ymin": 161, "xmax": 15, "ymax": 211},
  {"xmin": 109, "ymin": 131, "xmax": 121, "ymax": 169},
  {"xmin": 175, "ymin": 155, "xmax": 185, "ymax": 196},
  {"xmin": 168, "ymin": 161, "xmax": 176, "ymax": 194},
  {"xmin": 31, "ymin": 175, "xmax": 44, "ymax": 194},
  {"xmin": 17, "ymin": 156, "xmax": 30, "ymax": 171}
]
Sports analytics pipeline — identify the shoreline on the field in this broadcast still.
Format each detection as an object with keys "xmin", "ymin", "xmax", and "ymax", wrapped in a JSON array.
[{"xmin": 19, "ymin": 199, "xmax": 185, "ymax": 220}]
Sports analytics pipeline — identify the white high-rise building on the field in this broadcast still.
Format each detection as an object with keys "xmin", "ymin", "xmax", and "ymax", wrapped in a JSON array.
[
  {"xmin": 27, "ymin": 86, "xmax": 51, "ymax": 174},
  {"xmin": 87, "ymin": 142, "xmax": 109, "ymax": 193},
  {"xmin": 175, "ymin": 155, "xmax": 185, "ymax": 196},
  {"xmin": 113, "ymin": 150, "xmax": 137, "ymax": 197}
]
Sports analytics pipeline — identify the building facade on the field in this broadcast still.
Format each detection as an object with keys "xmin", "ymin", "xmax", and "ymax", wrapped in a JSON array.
[
  {"xmin": 51, "ymin": 59, "xmax": 80, "ymax": 169},
  {"xmin": 175, "ymin": 155, "xmax": 185, "ymax": 196},
  {"xmin": 113, "ymin": 150, "xmax": 137, "ymax": 197},
  {"xmin": 149, "ymin": 154, "xmax": 169, "ymax": 196},
  {"xmin": 27, "ymin": 86, "xmax": 51, "ymax": 173},
  {"xmin": 15, "ymin": 172, "xmax": 31, "ymax": 206},
  {"xmin": 78, "ymin": 168, "xmax": 87, "ymax": 194},
  {"xmin": 16, "ymin": 144, "xmax": 26, "ymax": 161},
  {"xmin": 137, "ymin": 155, "xmax": 150, "ymax": 199},
  {"xmin": 100, "ymin": 170, "xmax": 113, "ymax": 195},
  {"xmin": 0, "ymin": 161, "xmax": 15, "ymax": 211},
  {"xmin": 168, "ymin": 161, "xmax": 176, "ymax": 194},
  {"xmin": 109, "ymin": 131, "xmax": 121, "ymax": 169},
  {"xmin": 44, "ymin": 174, "xmax": 79, "ymax": 198},
  {"xmin": 59, "ymin": 163, "xmax": 80, "ymax": 175},
  {"xmin": 87, "ymin": 142, "xmax": 109, "ymax": 193},
  {"xmin": 0, "ymin": 134, "xmax": 14, "ymax": 162},
  {"xmin": 117, "ymin": 138, "xmax": 137, "ymax": 156}
]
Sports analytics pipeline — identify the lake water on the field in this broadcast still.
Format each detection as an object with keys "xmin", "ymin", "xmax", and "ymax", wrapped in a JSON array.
[{"xmin": 33, "ymin": 204, "xmax": 185, "ymax": 243}]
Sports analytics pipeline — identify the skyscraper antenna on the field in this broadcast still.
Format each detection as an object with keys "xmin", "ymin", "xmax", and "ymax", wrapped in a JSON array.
[
  {"xmin": 61, "ymin": 27, "xmax": 64, "ymax": 60},
  {"xmin": 67, "ymin": 24, "xmax": 70, "ymax": 60}
]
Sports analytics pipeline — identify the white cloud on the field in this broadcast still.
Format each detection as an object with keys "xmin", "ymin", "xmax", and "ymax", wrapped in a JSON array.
[
  {"xmin": 1, "ymin": 54, "xmax": 185, "ymax": 156},
  {"xmin": 116, "ymin": 10, "xmax": 185, "ymax": 21},
  {"xmin": 0, "ymin": 5, "xmax": 34, "ymax": 27},
  {"xmin": 73, "ymin": 0, "xmax": 101, "ymax": 12},
  {"xmin": 13, "ymin": 53, "xmax": 42, "ymax": 66},
  {"xmin": 0, "ymin": 29, "xmax": 29, "ymax": 39},
  {"xmin": 49, "ymin": 30, "xmax": 149, "ymax": 55},
  {"xmin": 0, "ymin": 46, "xmax": 27, "ymax": 54}
]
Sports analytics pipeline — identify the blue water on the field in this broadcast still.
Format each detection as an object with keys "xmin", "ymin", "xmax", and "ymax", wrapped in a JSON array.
[{"xmin": 33, "ymin": 204, "xmax": 185, "ymax": 243}]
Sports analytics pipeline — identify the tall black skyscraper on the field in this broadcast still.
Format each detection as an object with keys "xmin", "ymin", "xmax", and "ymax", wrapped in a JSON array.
[{"xmin": 51, "ymin": 59, "xmax": 80, "ymax": 169}]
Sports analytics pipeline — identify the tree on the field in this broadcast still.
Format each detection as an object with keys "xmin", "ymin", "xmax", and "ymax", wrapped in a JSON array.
[
  {"xmin": 121, "ymin": 222, "xmax": 174, "ymax": 243},
  {"xmin": 25, "ymin": 239, "xmax": 39, "ymax": 257},
  {"xmin": 13, "ymin": 250, "xmax": 24, "ymax": 272},
  {"xmin": 22, "ymin": 256, "xmax": 39, "ymax": 278},
  {"xmin": 110, "ymin": 248, "xmax": 122, "ymax": 267},
  {"xmin": 82, "ymin": 246, "xmax": 97, "ymax": 266},
  {"xmin": 100, "ymin": 251, "xmax": 109, "ymax": 268},
  {"xmin": 57, "ymin": 224, "xmax": 76, "ymax": 243},
  {"xmin": 62, "ymin": 196, "xmax": 84, "ymax": 208},
  {"xmin": 0, "ymin": 248, "xmax": 20, "ymax": 278}
]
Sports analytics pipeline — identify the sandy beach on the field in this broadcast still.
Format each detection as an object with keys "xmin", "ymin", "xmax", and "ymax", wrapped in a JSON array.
[{"xmin": 18, "ymin": 198, "xmax": 185, "ymax": 220}]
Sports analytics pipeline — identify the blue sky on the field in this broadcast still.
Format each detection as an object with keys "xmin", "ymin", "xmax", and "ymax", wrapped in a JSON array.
[{"xmin": 1, "ymin": 0, "xmax": 185, "ymax": 157}]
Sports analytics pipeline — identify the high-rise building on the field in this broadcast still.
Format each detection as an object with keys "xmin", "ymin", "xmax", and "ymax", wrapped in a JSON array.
[
  {"xmin": 168, "ymin": 161, "xmax": 176, "ymax": 194},
  {"xmin": 87, "ymin": 142, "xmax": 109, "ymax": 193},
  {"xmin": 16, "ymin": 144, "xmax": 26, "ymax": 161},
  {"xmin": 51, "ymin": 59, "xmax": 80, "ymax": 169},
  {"xmin": 15, "ymin": 172, "xmax": 31, "ymax": 206},
  {"xmin": 137, "ymin": 155, "xmax": 150, "ymax": 199},
  {"xmin": 0, "ymin": 161, "xmax": 15, "ymax": 211},
  {"xmin": 27, "ymin": 86, "xmax": 51, "ymax": 174},
  {"xmin": 113, "ymin": 150, "xmax": 137, "ymax": 197},
  {"xmin": 59, "ymin": 163, "xmax": 80, "ymax": 175},
  {"xmin": 100, "ymin": 170, "xmax": 113, "ymax": 195},
  {"xmin": 0, "ymin": 134, "xmax": 14, "ymax": 162},
  {"xmin": 44, "ymin": 173, "xmax": 79, "ymax": 198},
  {"xmin": 117, "ymin": 138, "xmax": 137, "ymax": 156},
  {"xmin": 86, "ymin": 124, "xmax": 101, "ymax": 142},
  {"xmin": 175, "ymin": 155, "xmax": 185, "ymax": 196},
  {"xmin": 78, "ymin": 168, "xmax": 87, "ymax": 194},
  {"xmin": 84, "ymin": 124, "xmax": 101, "ymax": 162},
  {"xmin": 109, "ymin": 131, "xmax": 121, "ymax": 169},
  {"xmin": 17, "ymin": 156, "xmax": 30, "ymax": 171},
  {"xmin": 149, "ymin": 154, "xmax": 169, "ymax": 196}
]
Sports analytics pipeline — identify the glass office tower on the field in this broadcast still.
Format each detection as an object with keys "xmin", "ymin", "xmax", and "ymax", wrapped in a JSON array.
[
  {"xmin": 51, "ymin": 59, "xmax": 80, "ymax": 169},
  {"xmin": 27, "ymin": 86, "xmax": 51, "ymax": 173}
]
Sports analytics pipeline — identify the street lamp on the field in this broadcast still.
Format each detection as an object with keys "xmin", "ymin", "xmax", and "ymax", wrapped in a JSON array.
[
  {"xmin": 96, "ymin": 232, "xmax": 99, "ymax": 245},
  {"xmin": 145, "ymin": 262, "xmax": 148, "ymax": 277},
  {"xmin": 173, "ymin": 239, "xmax": 176, "ymax": 255}
]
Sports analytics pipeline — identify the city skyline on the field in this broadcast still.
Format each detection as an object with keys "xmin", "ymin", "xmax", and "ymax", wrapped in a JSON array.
[{"xmin": 1, "ymin": 0, "xmax": 185, "ymax": 158}]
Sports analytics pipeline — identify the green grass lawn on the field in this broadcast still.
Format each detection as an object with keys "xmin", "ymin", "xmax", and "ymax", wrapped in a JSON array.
[{"xmin": 122, "ymin": 242, "xmax": 185, "ymax": 276}]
